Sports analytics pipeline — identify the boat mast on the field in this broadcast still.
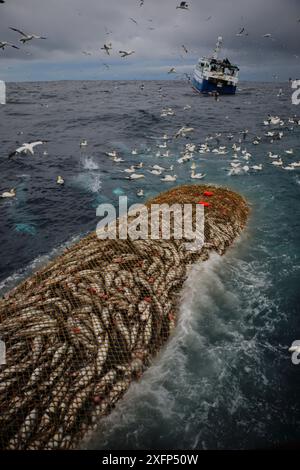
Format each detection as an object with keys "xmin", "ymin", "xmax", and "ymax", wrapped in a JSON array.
[{"xmin": 212, "ymin": 36, "xmax": 223, "ymax": 59}]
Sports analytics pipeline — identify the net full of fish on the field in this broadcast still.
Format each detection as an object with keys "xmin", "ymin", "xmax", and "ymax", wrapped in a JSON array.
[{"xmin": 0, "ymin": 184, "xmax": 249, "ymax": 450}]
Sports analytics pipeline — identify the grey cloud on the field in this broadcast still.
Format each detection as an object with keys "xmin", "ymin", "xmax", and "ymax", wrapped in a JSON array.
[{"xmin": 0, "ymin": 0, "xmax": 299, "ymax": 80}]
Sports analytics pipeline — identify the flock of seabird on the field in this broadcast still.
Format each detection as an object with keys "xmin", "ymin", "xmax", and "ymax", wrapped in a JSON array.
[{"xmin": 2, "ymin": 104, "xmax": 299, "ymax": 200}]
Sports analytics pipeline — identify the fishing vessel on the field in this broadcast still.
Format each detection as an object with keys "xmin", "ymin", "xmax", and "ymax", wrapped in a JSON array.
[{"xmin": 192, "ymin": 36, "xmax": 239, "ymax": 95}]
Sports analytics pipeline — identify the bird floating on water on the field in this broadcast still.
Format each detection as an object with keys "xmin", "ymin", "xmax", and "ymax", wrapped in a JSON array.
[
  {"xmin": 137, "ymin": 189, "xmax": 144, "ymax": 197},
  {"xmin": 80, "ymin": 139, "xmax": 88, "ymax": 147},
  {"xmin": 112, "ymin": 155, "xmax": 124, "ymax": 163},
  {"xmin": 271, "ymin": 158, "xmax": 283, "ymax": 166},
  {"xmin": 1, "ymin": 188, "xmax": 15, "ymax": 198},
  {"xmin": 161, "ymin": 174, "xmax": 177, "ymax": 182},
  {"xmin": 123, "ymin": 165, "xmax": 136, "ymax": 173},
  {"xmin": 127, "ymin": 173, "xmax": 144, "ymax": 180},
  {"xmin": 56, "ymin": 176, "xmax": 64, "ymax": 185},
  {"xmin": 10, "ymin": 27, "xmax": 47, "ymax": 43}
]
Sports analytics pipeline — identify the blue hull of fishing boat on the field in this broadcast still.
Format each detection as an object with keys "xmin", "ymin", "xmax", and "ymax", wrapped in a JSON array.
[{"xmin": 192, "ymin": 77, "xmax": 236, "ymax": 95}]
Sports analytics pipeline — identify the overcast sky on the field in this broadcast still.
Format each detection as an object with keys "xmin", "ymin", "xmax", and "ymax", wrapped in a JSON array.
[{"xmin": 0, "ymin": 0, "xmax": 299, "ymax": 82}]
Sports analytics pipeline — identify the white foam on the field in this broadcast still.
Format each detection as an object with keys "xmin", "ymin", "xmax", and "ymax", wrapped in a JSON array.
[{"xmin": 82, "ymin": 156, "xmax": 100, "ymax": 170}]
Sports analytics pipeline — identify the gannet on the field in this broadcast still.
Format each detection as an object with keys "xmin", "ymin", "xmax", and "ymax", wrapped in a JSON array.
[
  {"xmin": 101, "ymin": 43, "xmax": 112, "ymax": 55},
  {"xmin": 271, "ymin": 159, "xmax": 283, "ymax": 166},
  {"xmin": 191, "ymin": 170, "xmax": 206, "ymax": 179},
  {"xmin": 289, "ymin": 345, "xmax": 300, "ymax": 353},
  {"xmin": 268, "ymin": 152, "xmax": 279, "ymax": 159},
  {"xmin": 161, "ymin": 174, "xmax": 177, "ymax": 182},
  {"xmin": 285, "ymin": 149, "xmax": 294, "ymax": 154},
  {"xmin": 112, "ymin": 156, "xmax": 124, "ymax": 162},
  {"xmin": 270, "ymin": 116, "xmax": 281, "ymax": 125},
  {"xmin": 0, "ymin": 41, "xmax": 19, "ymax": 50},
  {"xmin": 123, "ymin": 165, "xmax": 136, "ymax": 173},
  {"xmin": 175, "ymin": 126, "xmax": 194, "ymax": 138},
  {"xmin": 176, "ymin": 1, "xmax": 189, "ymax": 10},
  {"xmin": 251, "ymin": 164, "xmax": 263, "ymax": 171},
  {"xmin": 9, "ymin": 27, "xmax": 47, "ymax": 43},
  {"xmin": 127, "ymin": 173, "xmax": 144, "ymax": 180},
  {"xmin": 282, "ymin": 165, "xmax": 295, "ymax": 170},
  {"xmin": 107, "ymin": 150, "xmax": 117, "ymax": 157},
  {"xmin": 1, "ymin": 188, "xmax": 15, "ymax": 198},
  {"xmin": 9, "ymin": 141, "xmax": 46, "ymax": 158},
  {"xmin": 151, "ymin": 164, "xmax": 165, "ymax": 171},
  {"xmin": 119, "ymin": 50, "xmax": 135, "ymax": 58},
  {"xmin": 56, "ymin": 176, "xmax": 64, "ymax": 185}
]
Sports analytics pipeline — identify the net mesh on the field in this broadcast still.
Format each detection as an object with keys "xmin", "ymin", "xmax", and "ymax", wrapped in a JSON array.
[{"xmin": 0, "ymin": 184, "xmax": 249, "ymax": 450}]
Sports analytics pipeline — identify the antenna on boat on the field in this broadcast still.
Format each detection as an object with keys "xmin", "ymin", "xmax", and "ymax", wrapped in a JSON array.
[{"xmin": 212, "ymin": 36, "xmax": 223, "ymax": 59}]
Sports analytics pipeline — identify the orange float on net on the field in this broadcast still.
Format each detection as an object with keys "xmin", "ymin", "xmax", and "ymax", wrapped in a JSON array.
[
  {"xmin": 197, "ymin": 201, "xmax": 211, "ymax": 207},
  {"xmin": 203, "ymin": 191, "xmax": 214, "ymax": 197}
]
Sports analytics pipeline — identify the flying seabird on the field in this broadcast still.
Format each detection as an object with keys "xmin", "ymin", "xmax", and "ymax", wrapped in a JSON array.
[
  {"xmin": 168, "ymin": 67, "xmax": 176, "ymax": 74},
  {"xmin": 0, "ymin": 41, "xmax": 19, "ymax": 50},
  {"xmin": 0, "ymin": 1, "xmax": 5, "ymax": 4},
  {"xmin": 181, "ymin": 45, "xmax": 188, "ymax": 54},
  {"xmin": 130, "ymin": 18, "xmax": 138, "ymax": 25},
  {"xmin": 236, "ymin": 27, "xmax": 245, "ymax": 36},
  {"xmin": 175, "ymin": 126, "xmax": 194, "ymax": 138},
  {"xmin": 9, "ymin": 141, "xmax": 46, "ymax": 158},
  {"xmin": 119, "ymin": 50, "xmax": 135, "ymax": 58},
  {"xmin": 176, "ymin": 2, "xmax": 189, "ymax": 10},
  {"xmin": 101, "ymin": 42, "xmax": 112, "ymax": 55},
  {"xmin": 263, "ymin": 33, "xmax": 272, "ymax": 38},
  {"xmin": 9, "ymin": 27, "xmax": 47, "ymax": 43}
]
